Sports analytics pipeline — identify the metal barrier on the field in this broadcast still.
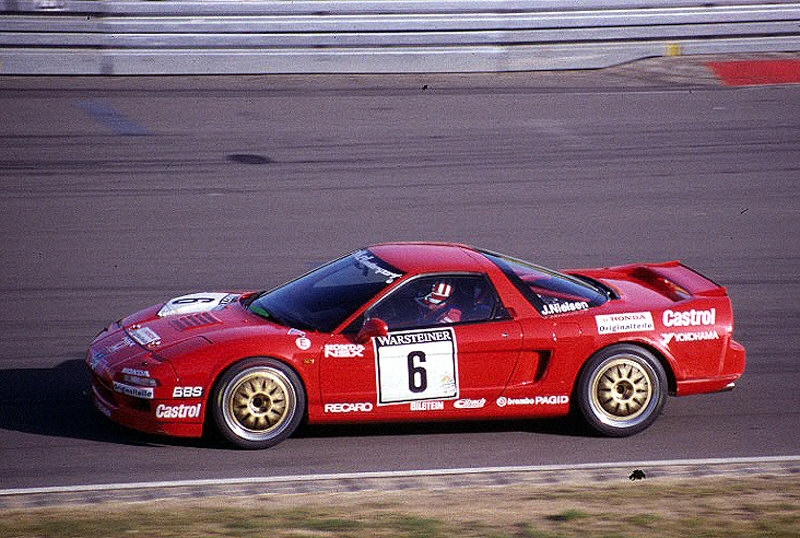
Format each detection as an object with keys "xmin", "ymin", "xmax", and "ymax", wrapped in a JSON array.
[{"xmin": 1, "ymin": 0, "xmax": 798, "ymax": 74}]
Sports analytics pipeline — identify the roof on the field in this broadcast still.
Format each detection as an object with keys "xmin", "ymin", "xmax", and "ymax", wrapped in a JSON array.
[{"xmin": 368, "ymin": 242, "xmax": 482, "ymax": 274}]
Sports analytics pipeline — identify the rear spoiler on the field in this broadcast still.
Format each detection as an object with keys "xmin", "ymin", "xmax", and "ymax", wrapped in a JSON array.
[{"xmin": 612, "ymin": 261, "xmax": 727, "ymax": 301}]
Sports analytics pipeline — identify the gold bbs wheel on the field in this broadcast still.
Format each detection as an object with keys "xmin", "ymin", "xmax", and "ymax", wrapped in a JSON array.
[
  {"xmin": 577, "ymin": 345, "xmax": 668, "ymax": 437},
  {"xmin": 213, "ymin": 358, "xmax": 305, "ymax": 449},
  {"xmin": 591, "ymin": 358, "xmax": 653, "ymax": 421}
]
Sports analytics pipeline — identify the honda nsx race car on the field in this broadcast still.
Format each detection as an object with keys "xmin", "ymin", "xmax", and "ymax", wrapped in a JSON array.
[{"xmin": 86, "ymin": 242, "xmax": 746, "ymax": 449}]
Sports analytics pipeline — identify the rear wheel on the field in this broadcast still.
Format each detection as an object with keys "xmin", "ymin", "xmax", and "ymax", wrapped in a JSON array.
[
  {"xmin": 576, "ymin": 344, "xmax": 667, "ymax": 437},
  {"xmin": 212, "ymin": 358, "xmax": 305, "ymax": 449}
]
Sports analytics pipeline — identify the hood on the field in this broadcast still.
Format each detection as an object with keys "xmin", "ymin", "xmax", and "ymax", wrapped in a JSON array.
[{"xmin": 119, "ymin": 292, "xmax": 248, "ymax": 349}]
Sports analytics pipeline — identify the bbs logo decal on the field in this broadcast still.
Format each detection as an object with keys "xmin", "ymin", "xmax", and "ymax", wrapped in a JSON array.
[{"xmin": 173, "ymin": 386, "xmax": 203, "ymax": 398}]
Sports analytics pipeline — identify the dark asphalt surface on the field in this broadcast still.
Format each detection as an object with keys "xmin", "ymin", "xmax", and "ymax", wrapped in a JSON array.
[{"xmin": 1, "ymin": 58, "xmax": 798, "ymax": 490}]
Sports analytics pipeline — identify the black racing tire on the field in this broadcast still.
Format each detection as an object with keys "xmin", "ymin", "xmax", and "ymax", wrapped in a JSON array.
[
  {"xmin": 576, "ymin": 344, "xmax": 667, "ymax": 437},
  {"xmin": 212, "ymin": 358, "xmax": 306, "ymax": 449}
]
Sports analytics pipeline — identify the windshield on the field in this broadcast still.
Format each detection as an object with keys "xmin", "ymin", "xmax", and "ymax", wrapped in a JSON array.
[
  {"xmin": 248, "ymin": 250, "xmax": 404, "ymax": 333},
  {"xmin": 481, "ymin": 250, "xmax": 608, "ymax": 316}
]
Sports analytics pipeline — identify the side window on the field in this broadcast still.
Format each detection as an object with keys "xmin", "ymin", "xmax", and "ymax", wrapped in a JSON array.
[{"xmin": 368, "ymin": 274, "xmax": 508, "ymax": 330}]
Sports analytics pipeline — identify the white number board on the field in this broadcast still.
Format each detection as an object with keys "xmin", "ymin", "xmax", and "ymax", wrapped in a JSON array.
[{"xmin": 374, "ymin": 327, "xmax": 458, "ymax": 405}]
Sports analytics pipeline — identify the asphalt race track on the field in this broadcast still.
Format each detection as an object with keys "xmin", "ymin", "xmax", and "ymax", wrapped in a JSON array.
[{"xmin": 1, "ymin": 59, "xmax": 798, "ymax": 491}]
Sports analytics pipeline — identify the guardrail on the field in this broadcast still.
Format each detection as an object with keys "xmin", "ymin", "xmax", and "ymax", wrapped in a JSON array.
[{"xmin": 1, "ymin": 0, "xmax": 799, "ymax": 74}]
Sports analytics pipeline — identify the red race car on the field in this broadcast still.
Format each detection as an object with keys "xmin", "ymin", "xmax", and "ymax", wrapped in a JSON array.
[{"xmin": 86, "ymin": 242, "xmax": 745, "ymax": 449}]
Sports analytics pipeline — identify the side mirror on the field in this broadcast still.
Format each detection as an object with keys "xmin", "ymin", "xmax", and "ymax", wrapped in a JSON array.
[{"xmin": 357, "ymin": 317, "xmax": 389, "ymax": 343}]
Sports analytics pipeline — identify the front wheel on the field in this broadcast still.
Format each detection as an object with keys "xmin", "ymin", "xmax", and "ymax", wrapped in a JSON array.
[
  {"xmin": 212, "ymin": 358, "xmax": 306, "ymax": 449},
  {"xmin": 576, "ymin": 344, "xmax": 667, "ymax": 437}
]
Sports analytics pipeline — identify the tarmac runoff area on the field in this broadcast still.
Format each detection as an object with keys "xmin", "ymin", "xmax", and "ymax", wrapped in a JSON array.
[{"xmin": 0, "ymin": 456, "xmax": 798, "ymax": 509}]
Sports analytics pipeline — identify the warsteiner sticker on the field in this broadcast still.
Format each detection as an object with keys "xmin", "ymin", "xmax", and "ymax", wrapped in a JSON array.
[{"xmin": 375, "ymin": 327, "xmax": 458, "ymax": 405}]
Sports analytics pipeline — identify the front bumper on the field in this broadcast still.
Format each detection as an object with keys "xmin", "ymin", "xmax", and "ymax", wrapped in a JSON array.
[{"xmin": 86, "ymin": 329, "xmax": 205, "ymax": 439}]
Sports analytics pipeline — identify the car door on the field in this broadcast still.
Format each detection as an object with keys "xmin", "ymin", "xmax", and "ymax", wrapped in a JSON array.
[{"xmin": 319, "ymin": 274, "xmax": 522, "ymax": 413}]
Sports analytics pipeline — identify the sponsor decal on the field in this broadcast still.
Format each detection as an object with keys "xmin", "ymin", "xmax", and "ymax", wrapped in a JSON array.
[
  {"xmin": 157, "ymin": 293, "xmax": 239, "ymax": 317},
  {"xmin": 496, "ymin": 395, "xmax": 569, "ymax": 407},
  {"xmin": 541, "ymin": 301, "xmax": 589, "ymax": 316},
  {"xmin": 662, "ymin": 308, "xmax": 716, "ymax": 328},
  {"xmin": 324, "ymin": 402, "xmax": 374, "ymax": 413},
  {"xmin": 375, "ymin": 327, "xmax": 458, "ymax": 405},
  {"xmin": 106, "ymin": 336, "xmax": 135, "ymax": 355},
  {"xmin": 295, "ymin": 337, "xmax": 312, "ymax": 351},
  {"xmin": 354, "ymin": 250, "xmax": 403, "ymax": 283},
  {"xmin": 375, "ymin": 329, "xmax": 453, "ymax": 347},
  {"xmin": 324, "ymin": 343, "xmax": 366, "ymax": 358},
  {"xmin": 411, "ymin": 401, "xmax": 444, "ymax": 411},
  {"xmin": 595, "ymin": 312, "xmax": 654, "ymax": 335},
  {"xmin": 130, "ymin": 326, "xmax": 161, "ymax": 347},
  {"xmin": 172, "ymin": 386, "xmax": 204, "ymax": 398},
  {"xmin": 661, "ymin": 331, "xmax": 720, "ymax": 345},
  {"xmin": 155, "ymin": 403, "xmax": 202, "ymax": 420},
  {"xmin": 454, "ymin": 398, "xmax": 486, "ymax": 409},
  {"xmin": 122, "ymin": 367, "xmax": 150, "ymax": 378},
  {"xmin": 113, "ymin": 381, "xmax": 154, "ymax": 399}
]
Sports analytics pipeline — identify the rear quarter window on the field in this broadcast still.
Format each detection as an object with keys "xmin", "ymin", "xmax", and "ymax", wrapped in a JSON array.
[{"xmin": 482, "ymin": 251, "xmax": 609, "ymax": 316}]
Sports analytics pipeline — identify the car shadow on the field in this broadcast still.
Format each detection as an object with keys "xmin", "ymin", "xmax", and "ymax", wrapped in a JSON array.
[
  {"xmin": 295, "ymin": 415, "xmax": 586, "ymax": 442},
  {"xmin": 0, "ymin": 358, "xmax": 589, "ymax": 450},
  {"xmin": 0, "ymin": 358, "xmax": 199, "ymax": 448}
]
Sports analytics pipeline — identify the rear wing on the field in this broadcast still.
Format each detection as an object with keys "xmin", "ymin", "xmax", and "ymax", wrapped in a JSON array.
[{"xmin": 609, "ymin": 261, "xmax": 727, "ymax": 301}]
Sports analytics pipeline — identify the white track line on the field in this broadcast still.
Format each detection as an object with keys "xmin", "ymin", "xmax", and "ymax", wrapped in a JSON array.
[{"xmin": 2, "ymin": 455, "xmax": 798, "ymax": 497}]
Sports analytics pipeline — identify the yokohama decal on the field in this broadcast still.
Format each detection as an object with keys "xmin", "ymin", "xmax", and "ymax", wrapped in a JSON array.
[{"xmin": 661, "ymin": 331, "xmax": 720, "ymax": 345}]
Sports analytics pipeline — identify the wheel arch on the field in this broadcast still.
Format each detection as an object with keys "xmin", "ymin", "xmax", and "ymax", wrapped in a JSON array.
[{"xmin": 573, "ymin": 340, "xmax": 677, "ymax": 401}]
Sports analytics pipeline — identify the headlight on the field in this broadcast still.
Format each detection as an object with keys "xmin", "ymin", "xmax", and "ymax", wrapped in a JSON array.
[{"xmin": 123, "ymin": 374, "xmax": 159, "ymax": 387}]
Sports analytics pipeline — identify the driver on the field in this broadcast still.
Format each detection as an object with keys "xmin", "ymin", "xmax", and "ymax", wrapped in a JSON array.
[{"xmin": 416, "ymin": 281, "xmax": 462, "ymax": 325}]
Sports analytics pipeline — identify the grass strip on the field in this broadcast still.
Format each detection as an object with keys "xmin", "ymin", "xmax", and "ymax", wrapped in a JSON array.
[{"xmin": 1, "ymin": 475, "xmax": 798, "ymax": 538}]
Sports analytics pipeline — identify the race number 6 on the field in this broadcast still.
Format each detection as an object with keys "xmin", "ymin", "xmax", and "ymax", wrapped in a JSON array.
[
  {"xmin": 374, "ymin": 328, "xmax": 458, "ymax": 404},
  {"xmin": 407, "ymin": 351, "xmax": 428, "ymax": 393}
]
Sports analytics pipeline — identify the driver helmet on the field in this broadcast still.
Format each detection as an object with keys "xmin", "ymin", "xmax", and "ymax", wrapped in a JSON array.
[{"xmin": 423, "ymin": 281, "xmax": 453, "ymax": 307}]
